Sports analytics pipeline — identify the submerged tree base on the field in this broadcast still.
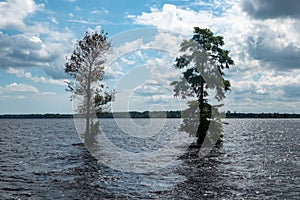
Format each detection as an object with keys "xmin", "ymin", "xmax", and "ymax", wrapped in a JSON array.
[
  {"xmin": 189, "ymin": 141, "xmax": 223, "ymax": 149},
  {"xmin": 83, "ymin": 121, "xmax": 101, "ymax": 147},
  {"xmin": 189, "ymin": 131, "xmax": 223, "ymax": 149}
]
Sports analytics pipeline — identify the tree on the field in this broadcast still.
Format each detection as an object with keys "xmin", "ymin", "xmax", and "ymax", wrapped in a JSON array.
[
  {"xmin": 65, "ymin": 31, "xmax": 114, "ymax": 146},
  {"xmin": 171, "ymin": 27, "xmax": 234, "ymax": 146}
]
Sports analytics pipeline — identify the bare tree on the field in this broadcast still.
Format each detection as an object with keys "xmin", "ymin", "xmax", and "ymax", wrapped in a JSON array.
[{"xmin": 65, "ymin": 30, "xmax": 114, "ymax": 146}]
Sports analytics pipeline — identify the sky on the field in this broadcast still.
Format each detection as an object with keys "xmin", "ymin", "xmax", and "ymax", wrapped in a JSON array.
[{"xmin": 0, "ymin": 0, "xmax": 300, "ymax": 114}]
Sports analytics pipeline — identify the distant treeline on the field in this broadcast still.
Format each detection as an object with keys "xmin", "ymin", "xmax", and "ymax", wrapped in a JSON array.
[
  {"xmin": 0, "ymin": 111, "xmax": 181, "ymax": 119},
  {"xmin": 0, "ymin": 111, "xmax": 300, "ymax": 119},
  {"xmin": 225, "ymin": 112, "xmax": 300, "ymax": 118},
  {"xmin": 98, "ymin": 111, "xmax": 181, "ymax": 118},
  {"xmin": 0, "ymin": 114, "xmax": 73, "ymax": 119}
]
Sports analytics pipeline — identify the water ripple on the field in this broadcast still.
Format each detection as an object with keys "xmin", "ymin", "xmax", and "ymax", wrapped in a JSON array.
[{"xmin": 0, "ymin": 118, "xmax": 299, "ymax": 199}]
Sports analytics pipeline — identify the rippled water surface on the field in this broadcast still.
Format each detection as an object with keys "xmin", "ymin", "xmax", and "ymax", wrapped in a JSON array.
[{"xmin": 0, "ymin": 118, "xmax": 299, "ymax": 199}]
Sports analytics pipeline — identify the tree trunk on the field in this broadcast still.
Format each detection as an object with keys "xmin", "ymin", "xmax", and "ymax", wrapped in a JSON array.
[
  {"xmin": 85, "ymin": 66, "xmax": 92, "ymax": 146},
  {"xmin": 85, "ymin": 112, "xmax": 91, "ymax": 146},
  {"xmin": 197, "ymin": 82, "xmax": 206, "ymax": 146},
  {"xmin": 85, "ymin": 92, "xmax": 91, "ymax": 146}
]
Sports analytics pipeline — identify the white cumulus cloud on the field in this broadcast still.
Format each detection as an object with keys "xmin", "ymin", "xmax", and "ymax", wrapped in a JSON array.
[
  {"xmin": 127, "ymin": 1, "xmax": 300, "ymax": 112},
  {"xmin": 6, "ymin": 67, "xmax": 67, "ymax": 86},
  {"xmin": 0, "ymin": 0, "xmax": 44, "ymax": 31}
]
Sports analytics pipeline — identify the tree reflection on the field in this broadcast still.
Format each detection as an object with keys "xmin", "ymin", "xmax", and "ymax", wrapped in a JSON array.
[{"xmin": 180, "ymin": 100, "xmax": 224, "ymax": 148}]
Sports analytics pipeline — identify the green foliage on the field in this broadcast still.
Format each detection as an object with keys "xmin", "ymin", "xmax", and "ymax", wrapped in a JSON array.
[
  {"xmin": 172, "ymin": 27, "xmax": 234, "ymax": 146},
  {"xmin": 171, "ymin": 27, "xmax": 234, "ymax": 101}
]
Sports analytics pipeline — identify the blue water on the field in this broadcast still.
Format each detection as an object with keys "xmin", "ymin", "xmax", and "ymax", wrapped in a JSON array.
[{"xmin": 0, "ymin": 118, "xmax": 299, "ymax": 199}]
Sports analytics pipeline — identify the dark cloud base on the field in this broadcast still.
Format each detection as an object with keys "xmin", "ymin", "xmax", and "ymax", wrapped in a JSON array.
[{"xmin": 242, "ymin": 0, "xmax": 300, "ymax": 19}]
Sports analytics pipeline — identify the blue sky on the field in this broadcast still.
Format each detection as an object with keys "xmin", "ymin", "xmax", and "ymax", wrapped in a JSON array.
[{"xmin": 0, "ymin": 0, "xmax": 300, "ymax": 114}]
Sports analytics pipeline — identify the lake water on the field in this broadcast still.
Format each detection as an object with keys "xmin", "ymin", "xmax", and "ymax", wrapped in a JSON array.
[{"xmin": 0, "ymin": 118, "xmax": 299, "ymax": 199}]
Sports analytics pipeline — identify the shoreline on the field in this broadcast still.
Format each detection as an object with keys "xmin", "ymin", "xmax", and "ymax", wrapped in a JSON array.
[{"xmin": 1, "ymin": 112, "xmax": 300, "ymax": 119}]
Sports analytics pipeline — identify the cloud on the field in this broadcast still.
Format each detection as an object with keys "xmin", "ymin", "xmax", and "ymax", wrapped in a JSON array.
[
  {"xmin": 128, "ymin": 2, "xmax": 300, "ymax": 112},
  {"xmin": 39, "ymin": 92, "xmax": 56, "ymax": 95},
  {"xmin": 246, "ymin": 19, "xmax": 300, "ymax": 70},
  {"xmin": 0, "ymin": 0, "xmax": 44, "ymax": 31},
  {"xmin": 0, "ymin": 95, "xmax": 26, "ymax": 100},
  {"xmin": 107, "ymin": 28, "xmax": 184, "ymax": 83},
  {"xmin": 133, "ymin": 80, "xmax": 167, "ymax": 96},
  {"xmin": 50, "ymin": 17, "xmax": 59, "ymax": 25},
  {"xmin": 6, "ymin": 67, "xmax": 67, "ymax": 85},
  {"xmin": 128, "ymin": 2, "xmax": 300, "ymax": 71},
  {"xmin": 0, "ymin": 29, "xmax": 74, "ymax": 78},
  {"xmin": 0, "ymin": 33, "xmax": 54, "ymax": 68},
  {"xmin": 147, "ymin": 95, "xmax": 173, "ymax": 104},
  {"xmin": 91, "ymin": 7, "xmax": 109, "ymax": 15},
  {"xmin": 108, "ymin": 37, "xmax": 144, "ymax": 64},
  {"xmin": 105, "ymin": 38, "xmax": 144, "ymax": 81},
  {"xmin": 0, "ymin": 0, "xmax": 75, "ymax": 80},
  {"xmin": 128, "ymin": 4, "xmax": 214, "ymax": 35},
  {"xmin": 142, "ymin": 29, "xmax": 184, "ymax": 55},
  {"xmin": 0, "ymin": 32, "xmax": 73, "ymax": 77},
  {"xmin": 282, "ymin": 85, "xmax": 300, "ymax": 101},
  {"xmin": 127, "ymin": 3, "xmax": 251, "ymax": 72},
  {"xmin": 2, "ymin": 82, "xmax": 39, "ymax": 93},
  {"xmin": 131, "ymin": 79, "xmax": 184, "ymax": 110},
  {"xmin": 229, "ymin": 72, "xmax": 300, "ymax": 108},
  {"xmin": 241, "ymin": 0, "xmax": 300, "ymax": 19},
  {"xmin": 0, "ymin": 82, "xmax": 56, "ymax": 100},
  {"xmin": 67, "ymin": 19, "xmax": 98, "ymax": 25}
]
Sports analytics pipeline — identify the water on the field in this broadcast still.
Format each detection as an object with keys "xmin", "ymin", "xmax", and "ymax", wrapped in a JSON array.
[{"xmin": 0, "ymin": 118, "xmax": 299, "ymax": 199}]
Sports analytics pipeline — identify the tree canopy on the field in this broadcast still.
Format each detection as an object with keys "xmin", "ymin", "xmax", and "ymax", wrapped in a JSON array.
[
  {"xmin": 171, "ymin": 27, "xmax": 234, "ymax": 146},
  {"xmin": 65, "ymin": 30, "xmax": 114, "ymax": 146}
]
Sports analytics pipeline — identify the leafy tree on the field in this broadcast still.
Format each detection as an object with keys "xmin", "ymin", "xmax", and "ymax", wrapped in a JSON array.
[
  {"xmin": 65, "ymin": 31, "xmax": 114, "ymax": 146},
  {"xmin": 171, "ymin": 27, "xmax": 234, "ymax": 146}
]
